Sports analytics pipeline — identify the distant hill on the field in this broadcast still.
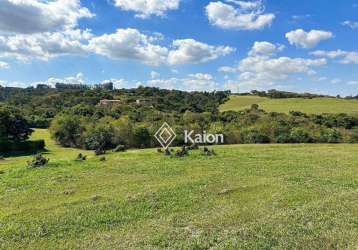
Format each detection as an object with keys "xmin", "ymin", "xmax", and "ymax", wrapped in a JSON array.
[{"xmin": 220, "ymin": 95, "xmax": 358, "ymax": 115}]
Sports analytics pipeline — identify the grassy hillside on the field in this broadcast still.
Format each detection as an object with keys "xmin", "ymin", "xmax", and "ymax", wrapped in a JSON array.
[
  {"xmin": 220, "ymin": 95, "xmax": 358, "ymax": 114},
  {"xmin": 0, "ymin": 129, "xmax": 358, "ymax": 249}
]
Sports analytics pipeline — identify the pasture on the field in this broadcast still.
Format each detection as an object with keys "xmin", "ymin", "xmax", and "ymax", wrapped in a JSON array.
[{"xmin": 0, "ymin": 129, "xmax": 357, "ymax": 249}]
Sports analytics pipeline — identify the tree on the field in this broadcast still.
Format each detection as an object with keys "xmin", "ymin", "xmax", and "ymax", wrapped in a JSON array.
[
  {"xmin": 0, "ymin": 106, "xmax": 33, "ymax": 142},
  {"xmin": 84, "ymin": 124, "xmax": 114, "ymax": 150},
  {"xmin": 50, "ymin": 114, "xmax": 85, "ymax": 147}
]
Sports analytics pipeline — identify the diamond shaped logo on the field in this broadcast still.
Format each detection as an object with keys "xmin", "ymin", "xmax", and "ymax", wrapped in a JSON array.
[{"xmin": 154, "ymin": 122, "xmax": 176, "ymax": 150}]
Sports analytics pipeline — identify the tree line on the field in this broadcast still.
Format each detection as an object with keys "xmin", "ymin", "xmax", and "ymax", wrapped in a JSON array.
[{"xmin": 0, "ymin": 86, "xmax": 357, "ymax": 154}]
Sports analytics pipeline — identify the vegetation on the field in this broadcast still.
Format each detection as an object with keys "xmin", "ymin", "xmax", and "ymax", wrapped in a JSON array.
[
  {"xmin": 0, "ymin": 140, "xmax": 45, "ymax": 155},
  {"xmin": 49, "ymin": 104, "xmax": 358, "ymax": 149},
  {"xmin": 0, "ymin": 106, "xmax": 45, "ymax": 154},
  {"xmin": 1, "ymin": 87, "xmax": 357, "ymax": 155},
  {"xmin": 220, "ymin": 95, "xmax": 358, "ymax": 114},
  {"xmin": 0, "ymin": 106, "xmax": 33, "ymax": 142},
  {"xmin": 26, "ymin": 153, "xmax": 49, "ymax": 168},
  {"xmin": 0, "ymin": 129, "xmax": 357, "ymax": 249},
  {"xmin": 0, "ymin": 86, "xmax": 230, "ymax": 128},
  {"xmin": 249, "ymin": 89, "xmax": 332, "ymax": 99}
]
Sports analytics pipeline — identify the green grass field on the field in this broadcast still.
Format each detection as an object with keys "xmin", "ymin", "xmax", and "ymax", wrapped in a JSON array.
[
  {"xmin": 1, "ymin": 129, "xmax": 358, "ymax": 249},
  {"xmin": 220, "ymin": 95, "xmax": 358, "ymax": 114}
]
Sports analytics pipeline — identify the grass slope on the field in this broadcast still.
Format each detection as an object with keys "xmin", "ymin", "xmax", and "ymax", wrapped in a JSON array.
[
  {"xmin": 220, "ymin": 95, "xmax": 358, "ymax": 114},
  {"xmin": 0, "ymin": 129, "xmax": 358, "ymax": 249}
]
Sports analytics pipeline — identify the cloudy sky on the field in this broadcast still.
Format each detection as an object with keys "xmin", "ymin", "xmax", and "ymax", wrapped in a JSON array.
[{"xmin": 0, "ymin": 0, "xmax": 357, "ymax": 96}]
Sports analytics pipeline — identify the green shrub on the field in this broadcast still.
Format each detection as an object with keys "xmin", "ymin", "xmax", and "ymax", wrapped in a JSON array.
[
  {"xmin": 84, "ymin": 124, "xmax": 114, "ymax": 150},
  {"xmin": 75, "ymin": 153, "xmax": 87, "ymax": 161},
  {"xmin": 201, "ymin": 147, "xmax": 216, "ymax": 156},
  {"xmin": 320, "ymin": 128, "xmax": 342, "ymax": 143},
  {"xmin": 133, "ymin": 126, "xmax": 151, "ymax": 148},
  {"xmin": 27, "ymin": 154, "xmax": 49, "ymax": 168},
  {"xmin": 349, "ymin": 128, "xmax": 358, "ymax": 143},
  {"xmin": 244, "ymin": 129, "xmax": 271, "ymax": 143},
  {"xmin": 50, "ymin": 114, "xmax": 85, "ymax": 147},
  {"xmin": 0, "ymin": 106, "xmax": 33, "ymax": 142},
  {"xmin": 0, "ymin": 140, "xmax": 45, "ymax": 154},
  {"xmin": 290, "ymin": 128, "xmax": 314, "ymax": 143}
]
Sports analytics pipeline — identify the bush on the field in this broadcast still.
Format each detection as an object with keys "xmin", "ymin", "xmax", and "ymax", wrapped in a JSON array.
[
  {"xmin": 320, "ymin": 128, "xmax": 342, "ymax": 143},
  {"xmin": 0, "ymin": 140, "xmax": 45, "ymax": 154},
  {"xmin": 75, "ymin": 153, "xmax": 87, "ymax": 161},
  {"xmin": 290, "ymin": 128, "xmax": 314, "ymax": 143},
  {"xmin": 175, "ymin": 146, "xmax": 189, "ymax": 157},
  {"xmin": 27, "ymin": 154, "xmax": 49, "ymax": 168},
  {"xmin": 0, "ymin": 106, "xmax": 33, "ymax": 142},
  {"xmin": 84, "ymin": 124, "xmax": 114, "ymax": 150},
  {"xmin": 50, "ymin": 114, "xmax": 85, "ymax": 147},
  {"xmin": 349, "ymin": 128, "xmax": 358, "ymax": 143},
  {"xmin": 201, "ymin": 147, "xmax": 216, "ymax": 156},
  {"xmin": 133, "ymin": 126, "xmax": 151, "ymax": 148},
  {"xmin": 244, "ymin": 129, "xmax": 271, "ymax": 143}
]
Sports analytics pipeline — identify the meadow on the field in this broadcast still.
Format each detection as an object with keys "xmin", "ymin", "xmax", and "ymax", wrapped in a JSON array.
[
  {"xmin": 220, "ymin": 95, "xmax": 358, "ymax": 114},
  {"xmin": 0, "ymin": 129, "xmax": 357, "ymax": 249}
]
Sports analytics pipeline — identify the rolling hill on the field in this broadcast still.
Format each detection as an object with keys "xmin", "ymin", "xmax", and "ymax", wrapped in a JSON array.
[{"xmin": 220, "ymin": 95, "xmax": 358, "ymax": 115}]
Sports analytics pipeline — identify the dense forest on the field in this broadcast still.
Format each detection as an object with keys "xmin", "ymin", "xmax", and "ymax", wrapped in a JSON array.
[{"xmin": 0, "ymin": 85, "xmax": 357, "ymax": 154}]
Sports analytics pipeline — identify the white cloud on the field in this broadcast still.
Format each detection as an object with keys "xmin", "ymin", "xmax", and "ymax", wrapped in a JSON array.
[
  {"xmin": 310, "ymin": 49, "xmax": 347, "ymax": 59},
  {"xmin": 347, "ymin": 80, "xmax": 358, "ymax": 85},
  {"xmin": 218, "ymin": 66, "xmax": 236, "ymax": 73},
  {"xmin": 310, "ymin": 50, "xmax": 358, "ymax": 64},
  {"xmin": 182, "ymin": 73, "xmax": 218, "ymax": 91},
  {"xmin": 331, "ymin": 78, "xmax": 342, "ymax": 84},
  {"xmin": 0, "ymin": 29, "xmax": 91, "ymax": 61},
  {"xmin": 40, "ymin": 73, "xmax": 86, "ymax": 87},
  {"xmin": 168, "ymin": 39, "xmax": 234, "ymax": 65},
  {"xmin": 147, "ymin": 73, "xmax": 219, "ymax": 91},
  {"xmin": 291, "ymin": 14, "xmax": 311, "ymax": 21},
  {"xmin": 223, "ymin": 79, "xmax": 240, "ymax": 92},
  {"xmin": 238, "ymin": 56, "xmax": 326, "ymax": 82},
  {"xmin": 147, "ymin": 78, "xmax": 179, "ymax": 90},
  {"xmin": 219, "ymin": 42, "xmax": 327, "ymax": 90},
  {"xmin": 101, "ymin": 79, "xmax": 129, "ymax": 89},
  {"xmin": 315, "ymin": 76, "xmax": 328, "ymax": 82},
  {"xmin": 0, "ymin": 0, "xmax": 93, "ymax": 34},
  {"xmin": 0, "ymin": 61, "xmax": 9, "ymax": 69},
  {"xmin": 342, "ymin": 21, "xmax": 358, "ymax": 29},
  {"xmin": 248, "ymin": 41, "xmax": 284, "ymax": 56},
  {"xmin": 88, "ymin": 28, "xmax": 169, "ymax": 66},
  {"xmin": 2, "ymin": 74, "xmax": 135, "ymax": 89},
  {"xmin": 0, "ymin": 0, "xmax": 94, "ymax": 62},
  {"xmin": 205, "ymin": 1, "xmax": 275, "ymax": 30},
  {"xmin": 150, "ymin": 71, "xmax": 160, "ymax": 79},
  {"xmin": 113, "ymin": 0, "xmax": 181, "ymax": 18},
  {"xmin": 285, "ymin": 29, "xmax": 333, "ymax": 49},
  {"xmin": 0, "ymin": 80, "xmax": 29, "ymax": 88},
  {"xmin": 0, "ymin": 27, "xmax": 233, "ymax": 66},
  {"xmin": 89, "ymin": 30, "xmax": 233, "ymax": 66}
]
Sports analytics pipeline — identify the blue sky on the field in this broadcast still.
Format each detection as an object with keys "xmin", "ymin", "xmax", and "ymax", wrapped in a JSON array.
[{"xmin": 0, "ymin": 0, "xmax": 357, "ymax": 96}]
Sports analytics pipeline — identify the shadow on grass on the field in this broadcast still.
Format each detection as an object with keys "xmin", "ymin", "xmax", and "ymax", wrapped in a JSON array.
[{"xmin": 1, "ymin": 148, "xmax": 49, "ymax": 158}]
